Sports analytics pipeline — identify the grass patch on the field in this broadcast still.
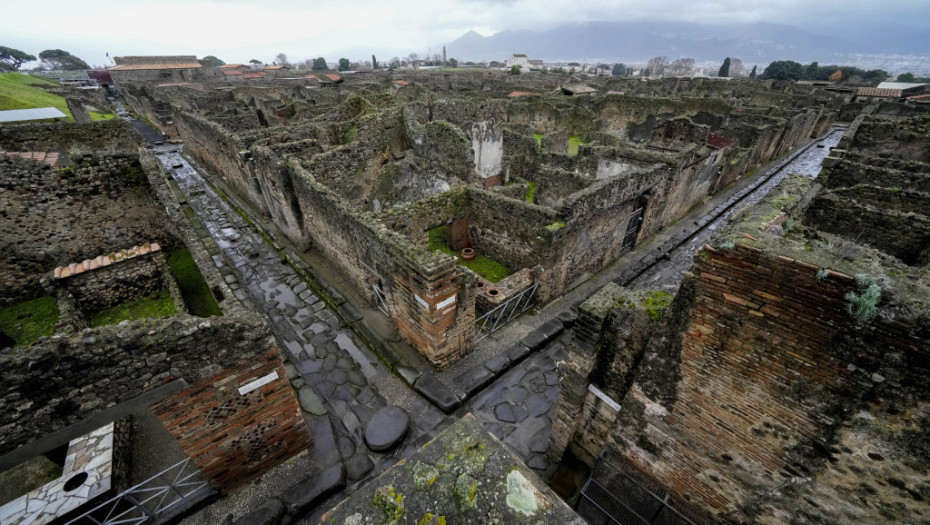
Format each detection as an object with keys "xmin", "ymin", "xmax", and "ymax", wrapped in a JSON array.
[
  {"xmin": 0, "ymin": 72, "xmax": 73, "ymax": 119},
  {"xmin": 567, "ymin": 135, "xmax": 586, "ymax": 156},
  {"xmin": 89, "ymin": 290, "xmax": 176, "ymax": 327},
  {"xmin": 643, "ymin": 291, "xmax": 673, "ymax": 321},
  {"xmin": 0, "ymin": 297, "xmax": 59, "ymax": 347},
  {"xmin": 428, "ymin": 225, "xmax": 513, "ymax": 283},
  {"xmin": 532, "ymin": 133, "xmax": 543, "ymax": 149},
  {"xmin": 168, "ymin": 249, "xmax": 222, "ymax": 317},
  {"xmin": 89, "ymin": 111, "xmax": 115, "ymax": 121},
  {"xmin": 526, "ymin": 181, "xmax": 536, "ymax": 204},
  {"xmin": 545, "ymin": 221, "xmax": 566, "ymax": 232}
]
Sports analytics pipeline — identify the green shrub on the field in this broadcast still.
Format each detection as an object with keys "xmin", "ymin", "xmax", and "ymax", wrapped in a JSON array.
[{"xmin": 845, "ymin": 275, "xmax": 882, "ymax": 323}]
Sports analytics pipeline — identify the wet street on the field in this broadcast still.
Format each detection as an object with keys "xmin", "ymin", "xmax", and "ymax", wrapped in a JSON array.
[
  {"xmin": 141, "ymin": 121, "xmax": 844, "ymax": 521},
  {"xmin": 629, "ymin": 127, "xmax": 844, "ymax": 292}
]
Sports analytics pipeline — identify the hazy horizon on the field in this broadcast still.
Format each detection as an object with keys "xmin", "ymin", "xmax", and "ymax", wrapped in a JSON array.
[{"xmin": 3, "ymin": 0, "xmax": 930, "ymax": 67}]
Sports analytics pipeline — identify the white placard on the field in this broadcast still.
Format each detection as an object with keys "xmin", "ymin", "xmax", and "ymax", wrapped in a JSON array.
[
  {"xmin": 414, "ymin": 294, "xmax": 430, "ymax": 310},
  {"xmin": 436, "ymin": 295, "xmax": 456, "ymax": 309},
  {"xmin": 238, "ymin": 371, "xmax": 279, "ymax": 396},
  {"xmin": 588, "ymin": 384, "xmax": 622, "ymax": 412}
]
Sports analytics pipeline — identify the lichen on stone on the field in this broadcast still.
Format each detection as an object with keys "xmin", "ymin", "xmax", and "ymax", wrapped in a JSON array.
[
  {"xmin": 412, "ymin": 461, "xmax": 439, "ymax": 491},
  {"xmin": 453, "ymin": 473, "xmax": 478, "ymax": 512},
  {"xmin": 371, "ymin": 484, "xmax": 405, "ymax": 524},
  {"xmin": 505, "ymin": 469, "xmax": 539, "ymax": 516}
]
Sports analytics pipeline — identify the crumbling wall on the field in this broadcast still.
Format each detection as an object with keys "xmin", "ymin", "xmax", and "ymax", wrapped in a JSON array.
[
  {"xmin": 53, "ymin": 248, "xmax": 165, "ymax": 314},
  {"xmin": 0, "ymin": 314, "xmax": 276, "ymax": 457},
  {"xmin": 0, "ymin": 152, "xmax": 173, "ymax": 304},
  {"xmin": 0, "ymin": 120, "xmax": 140, "ymax": 152}
]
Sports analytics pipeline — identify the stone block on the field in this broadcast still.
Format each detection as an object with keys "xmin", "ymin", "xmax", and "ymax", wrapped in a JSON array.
[
  {"xmin": 281, "ymin": 464, "xmax": 346, "ymax": 517},
  {"xmin": 232, "ymin": 498, "xmax": 286, "ymax": 525},
  {"xmin": 453, "ymin": 366, "xmax": 495, "ymax": 397},
  {"xmin": 414, "ymin": 373, "xmax": 461, "ymax": 413}
]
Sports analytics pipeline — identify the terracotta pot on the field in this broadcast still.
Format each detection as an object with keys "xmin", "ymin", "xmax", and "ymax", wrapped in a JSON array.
[{"xmin": 461, "ymin": 247, "xmax": 475, "ymax": 261}]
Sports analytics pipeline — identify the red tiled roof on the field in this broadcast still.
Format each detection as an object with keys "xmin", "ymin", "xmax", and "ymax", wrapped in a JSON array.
[
  {"xmin": 0, "ymin": 151, "xmax": 60, "ymax": 167},
  {"xmin": 109, "ymin": 63, "xmax": 202, "ymax": 71},
  {"xmin": 219, "ymin": 64, "xmax": 245, "ymax": 69},
  {"xmin": 303, "ymin": 74, "xmax": 320, "ymax": 80},
  {"xmin": 906, "ymin": 93, "xmax": 930, "ymax": 100},
  {"xmin": 222, "ymin": 70, "xmax": 243, "ymax": 76},
  {"xmin": 324, "ymin": 74, "xmax": 341, "ymax": 82},
  {"xmin": 264, "ymin": 65, "xmax": 291, "ymax": 70},
  {"xmin": 706, "ymin": 132, "xmax": 737, "ymax": 150},
  {"xmin": 508, "ymin": 91, "xmax": 535, "ymax": 97},
  {"xmin": 857, "ymin": 87, "xmax": 902, "ymax": 98},
  {"xmin": 53, "ymin": 243, "xmax": 162, "ymax": 279},
  {"xmin": 393, "ymin": 80, "xmax": 409, "ymax": 86},
  {"xmin": 243, "ymin": 72, "xmax": 266, "ymax": 79}
]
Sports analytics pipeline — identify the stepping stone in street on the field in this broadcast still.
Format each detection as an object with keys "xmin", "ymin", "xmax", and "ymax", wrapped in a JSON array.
[
  {"xmin": 364, "ymin": 406, "xmax": 410, "ymax": 452},
  {"xmin": 346, "ymin": 453, "xmax": 374, "ymax": 481}
]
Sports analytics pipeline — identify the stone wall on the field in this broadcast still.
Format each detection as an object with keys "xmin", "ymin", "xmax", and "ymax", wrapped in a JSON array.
[
  {"xmin": 52, "ymin": 244, "xmax": 166, "ymax": 314},
  {"xmin": 0, "ymin": 120, "xmax": 140, "ymax": 152},
  {"xmin": 174, "ymin": 110, "xmax": 476, "ymax": 367},
  {"xmin": 151, "ymin": 348, "xmax": 310, "ymax": 492},
  {"xmin": 0, "ymin": 314, "xmax": 275, "ymax": 457},
  {"xmin": 0, "ymin": 151, "xmax": 173, "ymax": 305}
]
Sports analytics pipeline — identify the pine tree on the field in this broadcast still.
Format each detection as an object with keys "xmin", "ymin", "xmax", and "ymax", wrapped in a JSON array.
[
  {"xmin": 749, "ymin": 65, "xmax": 757, "ymax": 79},
  {"xmin": 718, "ymin": 57, "xmax": 731, "ymax": 77}
]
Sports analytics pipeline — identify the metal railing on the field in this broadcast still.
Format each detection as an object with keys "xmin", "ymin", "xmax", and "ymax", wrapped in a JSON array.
[
  {"xmin": 66, "ymin": 458, "xmax": 212, "ymax": 525},
  {"xmin": 372, "ymin": 284, "xmax": 389, "ymax": 316},
  {"xmin": 475, "ymin": 282, "xmax": 539, "ymax": 342},
  {"xmin": 576, "ymin": 448, "xmax": 704, "ymax": 525}
]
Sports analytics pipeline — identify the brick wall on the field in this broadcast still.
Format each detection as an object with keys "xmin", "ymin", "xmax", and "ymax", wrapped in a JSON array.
[
  {"xmin": 609, "ymin": 244, "xmax": 929, "ymax": 521},
  {"xmin": 152, "ymin": 349, "xmax": 310, "ymax": 492}
]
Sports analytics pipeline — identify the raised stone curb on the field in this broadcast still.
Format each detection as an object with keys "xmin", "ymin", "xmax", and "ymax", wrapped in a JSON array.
[
  {"xmin": 280, "ymin": 464, "xmax": 346, "ymax": 518},
  {"xmin": 414, "ymin": 373, "xmax": 462, "ymax": 413},
  {"xmin": 231, "ymin": 498, "xmax": 286, "ymax": 525}
]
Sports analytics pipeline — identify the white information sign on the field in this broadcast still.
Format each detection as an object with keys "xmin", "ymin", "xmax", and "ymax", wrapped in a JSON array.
[{"xmin": 238, "ymin": 371, "xmax": 279, "ymax": 396}]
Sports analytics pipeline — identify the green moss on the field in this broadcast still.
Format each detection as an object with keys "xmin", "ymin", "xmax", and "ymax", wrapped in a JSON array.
[
  {"xmin": 344, "ymin": 124, "xmax": 358, "ymax": 143},
  {"xmin": 525, "ymin": 181, "xmax": 535, "ymax": 204},
  {"xmin": 567, "ymin": 135, "xmax": 586, "ymax": 156},
  {"xmin": 89, "ymin": 111, "xmax": 115, "ymax": 121},
  {"xmin": 168, "ymin": 249, "xmax": 222, "ymax": 317},
  {"xmin": 89, "ymin": 290, "xmax": 176, "ymax": 327},
  {"xmin": 643, "ymin": 291, "xmax": 673, "ymax": 321},
  {"xmin": 545, "ymin": 221, "xmax": 566, "ymax": 232},
  {"xmin": 372, "ymin": 484, "xmax": 405, "ymax": 523},
  {"xmin": 412, "ymin": 462, "xmax": 439, "ymax": 491},
  {"xmin": 532, "ymin": 133, "xmax": 543, "ymax": 149},
  {"xmin": 427, "ymin": 225, "xmax": 512, "ymax": 283},
  {"xmin": 0, "ymin": 297, "xmax": 59, "ymax": 347},
  {"xmin": 453, "ymin": 473, "xmax": 478, "ymax": 512}
]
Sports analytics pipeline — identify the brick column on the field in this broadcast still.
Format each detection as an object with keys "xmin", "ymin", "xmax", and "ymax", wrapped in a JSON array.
[{"xmin": 152, "ymin": 349, "xmax": 310, "ymax": 492}]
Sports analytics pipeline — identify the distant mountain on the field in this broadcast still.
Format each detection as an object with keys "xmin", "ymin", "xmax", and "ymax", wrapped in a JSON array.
[{"xmin": 446, "ymin": 21, "xmax": 924, "ymax": 65}]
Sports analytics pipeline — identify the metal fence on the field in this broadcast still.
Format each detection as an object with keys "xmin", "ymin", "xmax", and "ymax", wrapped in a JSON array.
[
  {"xmin": 372, "ymin": 284, "xmax": 389, "ymax": 316},
  {"xmin": 66, "ymin": 458, "xmax": 212, "ymax": 525},
  {"xmin": 577, "ymin": 449, "xmax": 704, "ymax": 525},
  {"xmin": 475, "ymin": 282, "xmax": 539, "ymax": 342}
]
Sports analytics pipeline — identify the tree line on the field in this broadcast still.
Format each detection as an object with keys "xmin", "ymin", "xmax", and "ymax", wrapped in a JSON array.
[{"xmin": 1, "ymin": 46, "xmax": 89, "ymax": 71}]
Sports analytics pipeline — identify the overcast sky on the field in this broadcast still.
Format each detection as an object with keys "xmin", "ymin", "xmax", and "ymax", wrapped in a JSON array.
[{"xmin": 3, "ymin": 0, "xmax": 929, "ymax": 67}]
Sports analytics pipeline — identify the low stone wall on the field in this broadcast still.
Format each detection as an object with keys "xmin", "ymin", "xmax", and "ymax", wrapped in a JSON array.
[
  {"xmin": 0, "ymin": 151, "xmax": 173, "ymax": 305},
  {"xmin": 0, "ymin": 120, "xmax": 140, "ymax": 152},
  {"xmin": 0, "ymin": 314, "xmax": 275, "ymax": 457},
  {"xmin": 52, "ymin": 244, "xmax": 165, "ymax": 313}
]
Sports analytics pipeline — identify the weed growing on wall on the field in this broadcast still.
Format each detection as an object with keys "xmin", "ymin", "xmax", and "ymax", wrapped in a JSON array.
[{"xmin": 845, "ymin": 274, "xmax": 882, "ymax": 324}]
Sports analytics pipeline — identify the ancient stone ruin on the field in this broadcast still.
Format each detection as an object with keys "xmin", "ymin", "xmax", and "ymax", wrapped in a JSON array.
[{"xmin": 0, "ymin": 59, "xmax": 927, "ymax": 525}]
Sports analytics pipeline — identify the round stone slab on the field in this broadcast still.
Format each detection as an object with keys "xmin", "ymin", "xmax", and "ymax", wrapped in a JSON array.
[{"xmin": 364, "ymin": 406, "xmax": 410, "ymax": 452}]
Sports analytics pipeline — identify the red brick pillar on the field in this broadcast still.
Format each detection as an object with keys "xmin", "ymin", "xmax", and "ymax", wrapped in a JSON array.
[{"xmin": 151, "ymin": 349, "xmax": 310, "ymax": 492}]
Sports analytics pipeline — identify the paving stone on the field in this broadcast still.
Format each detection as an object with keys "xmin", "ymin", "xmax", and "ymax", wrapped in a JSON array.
[
  {"xmin": 345, "ymin": 454, "xmax": 374, "ymax": 482},
  {"xmin": 298, "ymin": 386, "xmax": 327, "ymax": 416},
  {"xmin": 329, "ymin": 369, "xmax": 348, "ymax": 385},
  {"xmin": 347, "ymin": 370, "xmax": 367, "ymax": 387},
  {"xmin": 504, "ymin": 343, "xmax": 531, "ymax": 363},
  {"xmin": 331, "ymin": 385, "xmax": 355, "ymax": 402},
  {"xmin": 414, "ymin": 373, "xmax": 461, "ymax": 413},
  {"xmin": 357, "ymin": 386, "xmax": 376, "ymax": 405},
  {"xmin": 317, "ymin": 380, "xmax": 337, "ymax": 398},
  {"xmin": 325, "ymin": 315, "xmax": 341, "ymax": 331},
  {"xmin": 293, "ymin": 282, "xmax": 308, "ymax": 294},
  {"xmin": 485, "ymin": 354, "xmax": 510, "ymax": 374},
  {"xmin": 298, "ymin": 360, "xmax": 322, "ymax": 375},
  {"xmin": 526, "ymin": 393, "xmax": 551, "ymax": 418},
  {"xmin": 336, "ymin": 356, "xmax": 354, "ymax": 371},
  {"xmin": 322, "ymin": 355, "xmax": 337, "ymax": 372},
  {"xmin": 527, "ymin": 454, "xmax": 549, "ymax": 470},
  {"xmin": 280, "ymin": 465, "xmax": 346, "ymax": 517},
  {"xmin": 364, "ymin": 406, "xmax": 410, "ymax": 452},
  {"xmin": 494, "ymin": 403, "xmax": 517, "ymax": 423},
  {"xmin": 292, "ymin": 377, "xmax": 306, "ymax": 390},
  {"xmin": 509, "ymin": 385, "xmax": 529, "ymax": 405},
  {"xmin": 284, "ymin": 363, "xmax": 299, "ymax": 380},
  {"xmin": 453, "ymin": 366, "xmax": 495, "ymax": 397},
  {"xmin": 544, "ymin": 370, "xmax": 559, "ymax": 386}
]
